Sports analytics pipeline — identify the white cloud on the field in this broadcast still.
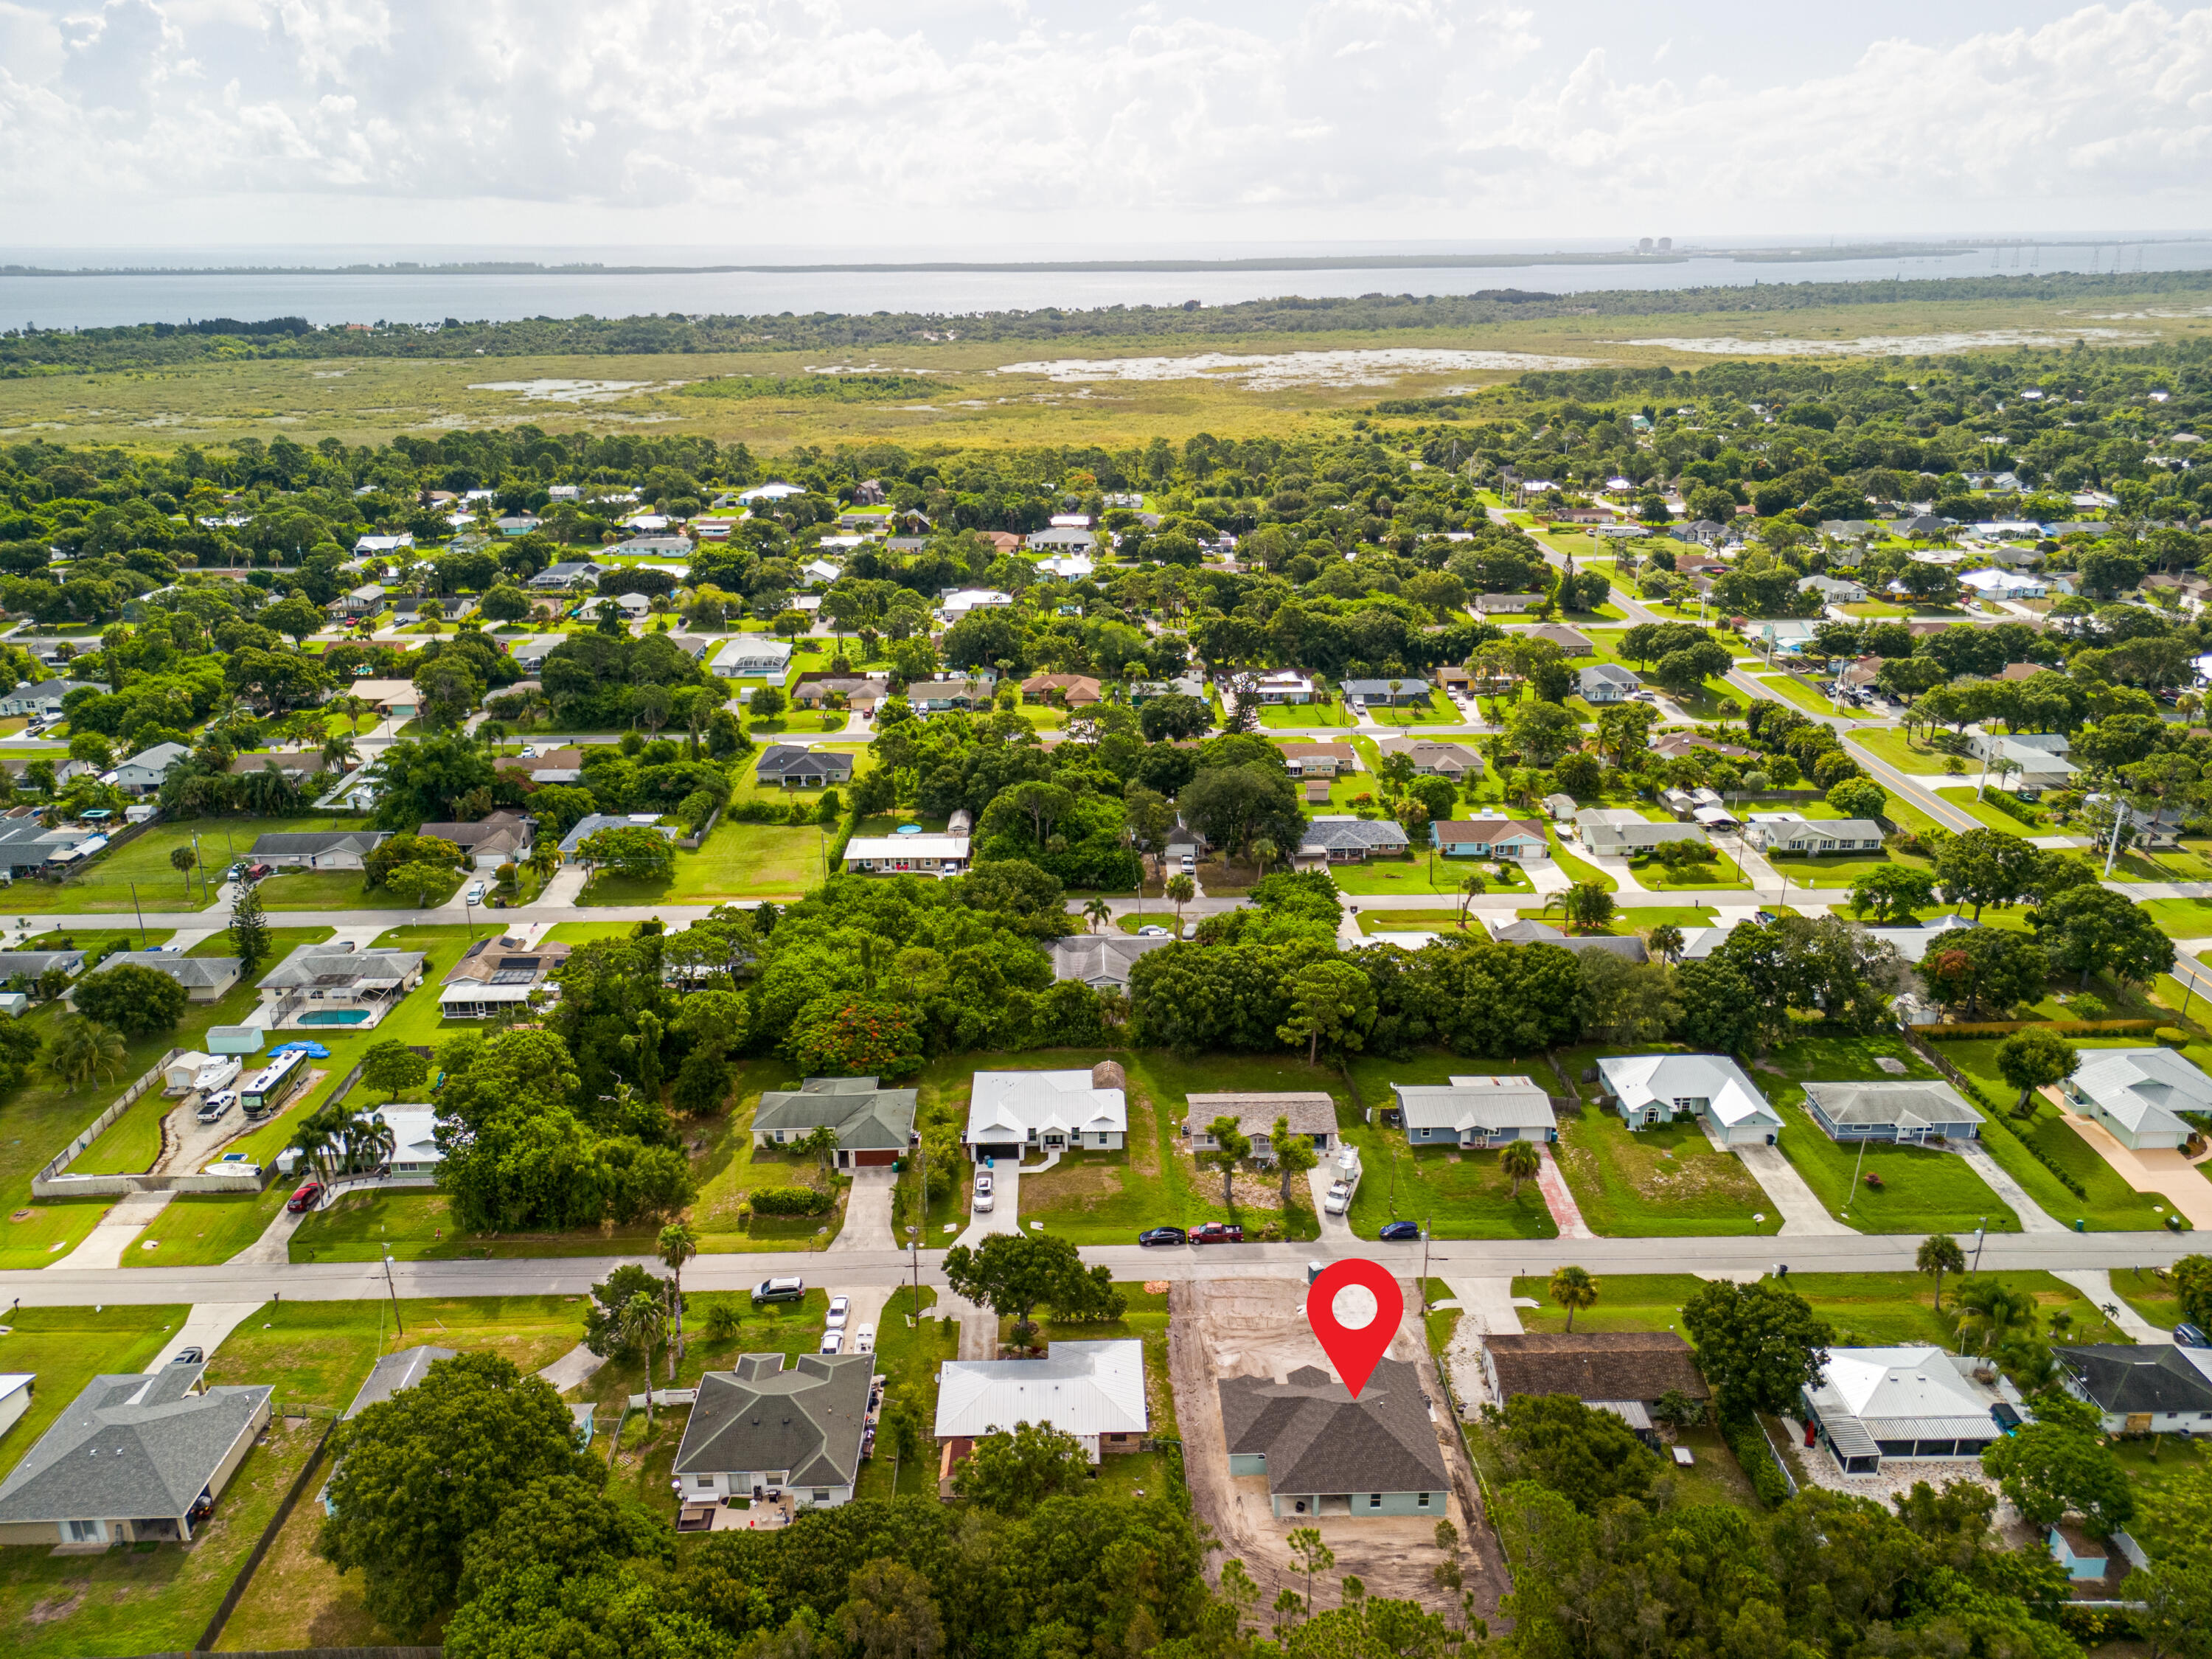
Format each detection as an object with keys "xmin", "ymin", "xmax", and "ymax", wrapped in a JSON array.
[{"xmin": 0, "ymin": 0, "xmax": 2207, "ymax": 240}]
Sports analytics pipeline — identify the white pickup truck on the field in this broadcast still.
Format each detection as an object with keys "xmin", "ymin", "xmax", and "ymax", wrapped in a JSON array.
[{"xmin": 1323, "ymin": 1144, "xmax": 1362, "ymax": 1215}]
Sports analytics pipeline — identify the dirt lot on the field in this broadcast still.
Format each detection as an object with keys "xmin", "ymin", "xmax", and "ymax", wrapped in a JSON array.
[{"xmin": 1168, "ymin": 1276, "xmax": 1507, "ymax": 1627}]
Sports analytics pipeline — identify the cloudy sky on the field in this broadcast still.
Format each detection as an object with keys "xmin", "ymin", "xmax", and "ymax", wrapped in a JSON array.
[{"xmin": 1, "ymin": 0, "xmax": 2208, "ymax": 251}]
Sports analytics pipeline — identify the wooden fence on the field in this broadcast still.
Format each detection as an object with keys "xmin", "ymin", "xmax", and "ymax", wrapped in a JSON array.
[{"xmin": 194, "ymin": 1417, "xmax": 338, "ymax": 1653}]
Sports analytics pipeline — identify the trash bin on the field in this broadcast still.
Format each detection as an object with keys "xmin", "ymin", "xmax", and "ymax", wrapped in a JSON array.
[{"xmin": 2074, "ymin": 1219, "xmax": 2086, "ymax": 1233}]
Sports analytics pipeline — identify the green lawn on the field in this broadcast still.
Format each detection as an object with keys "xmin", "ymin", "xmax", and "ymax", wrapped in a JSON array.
[
  {"xmin": 1362, "ymin": 691, "xmax": 1461, "ymax": 726},
  {"xmin": 1765, "ymin": 846, "xmax": 1935, "ymax": 891},
  {"xmin": 1259, "ymin": 700, "xmax": 1351, "ymax": 728},
  {"xmin": 1341, "ymin": 1051, "xmax": 1560, "ymax": 1239},
  {"xmin": 1754, "ymin": 675, "xmax": 1844, "ymax": 717},
  {"xmin": 1506, "ymin": 1269, "xmax": 2133, "ymax": 1349},
  {"xmin": 850, "ymin": 1289, "xmax": 957, "ymax": 1502},
  {"xmin": 1761, "ymin": 1034, "xmax": 2023, "ymax": 1234},
  {"xmin": 1634, "ymin": 848, "xmax": 1753, "ymax": 892},
  {"xmin": 2, "ymin": 817, "xmax": 392, "ymax": 916},
  {"xmin": 580, "ymin": 819, "xmax": 831, "ymax": 905},
  {"xmin": 2110, "ymin": 1266, "xmax": 2186, "ymax": 1329},
  {"xmin": 1327, "ymin": 852, "xmax": 1534, "ymax": 897},
  {"xmin": 1945, "ymin": 1039, "xmax": 2186, "ymax": 1231},
  {"xmin": 1515, "ymin": 904, "xmax": 1718, "ymax": 934},
  {"xmin": 1849, "ymin": 728, "xmax": 1963, "ymax": 776},
  {"xmin": 0, "ymin": 1416, "xmax": 320, "ymax": 1659},
  {"xmin": 292, "ymin": 1185, "xmax": 689, "ymax": 1264},
  {"xmin": 2141, "ymin": 897, "xmax": 2212, "ymax": 939},
  {"xmin": 1933, "ymin": 787, "xmax": 2053, "ymax": 837},
  {"xmin": 203, "ymin": 1295, "xmax": 588, "ymax": 1411},
  {"xmin": 185, "ymin": 925, "xmax": 333, "ymax": 959},
  {"xmin": 257, "ymin": 866, "xmax": 460, "ymax": 911},
  {"xmin": 132, "ymin": 1187, "xmax": 290, "ymax": 1266}
]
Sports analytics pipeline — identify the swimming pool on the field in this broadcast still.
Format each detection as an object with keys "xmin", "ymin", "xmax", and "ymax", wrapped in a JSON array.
[{"xmin": 297, "ymin": 1009, "xmax": 372, "ymax": 1026}]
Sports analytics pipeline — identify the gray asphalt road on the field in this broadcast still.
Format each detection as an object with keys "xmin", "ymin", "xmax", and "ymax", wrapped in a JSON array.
[{"xmin": 0, "ymin": 1229, "xmax": 2186, "ymax": 1310}]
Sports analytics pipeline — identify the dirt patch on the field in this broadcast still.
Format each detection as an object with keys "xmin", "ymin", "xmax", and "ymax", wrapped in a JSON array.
[
  {"xmin": 1168, "ymin": 1278, "xmax": 1507, "ymax": 1626},
  {"xmin": 1020, "ymin": 1155, "xmax": 1126, "ymax": 1205},
  {"xmin": 1176, "ymin": 1148, "xmax": 1290, "ymax": 1212},
  {"xmin": 26, "ymin": 1585, "xmax": 88, "ymax": 1625}
]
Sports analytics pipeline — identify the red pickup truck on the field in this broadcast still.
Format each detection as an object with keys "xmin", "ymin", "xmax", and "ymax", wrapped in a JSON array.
[{"xmin": 1190, "ymin": 1222, "xmax": 1245, "ymax": 1245}]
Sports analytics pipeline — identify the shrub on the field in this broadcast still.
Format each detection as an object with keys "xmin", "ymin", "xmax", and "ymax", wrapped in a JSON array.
[
  {"xmin": 748, "ymin": 1185, "xmax": 834, "ymax": 1217},
  {"xmin": 2155, "ymin": 1027, "xmax": 2188, "ymax": 1048},
  {"xmin": 1719, "ymin": 1413, "xmax": 1792, "ymax": 1507}
]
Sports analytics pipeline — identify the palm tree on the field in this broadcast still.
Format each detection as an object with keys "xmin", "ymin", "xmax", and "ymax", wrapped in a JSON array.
[
  {"xmin": 1916, "ymin": 1234, "xmax": 1966, "ymax": 1313},
  {"xmin": 1648, "ymin": 924, "xmax": 1685, "ymax": 964},
  {"xmin": 1501, "ymin": 1139, "xmax": 1541, "ymax": 1200},
  {"xmin": 350, "ymin": 1113, "xmax": 397, "ymax": 1177},
  {"xmin": 1166, "ymin": 874, "xmax": 1194, "ymax": 933},
  {"xmin": 1251, "ymin": 837, "xmax": 1279, "ymax": 878},
  {"xmin": 1956, "ymin": 1279, "xmax": 2037, "ymax": 1356},
  {"xmin": 1455, "ymin": 872, "xmax": 1487, "ymax": 928},
  {"xmin": 1548, "ymin": 1264, "xmax": 1599, "ymax": 1332},
  {"xmin": 621, "ymin": 1292, "xmax": 669, "ymax": 1429},
  {"xmin": 658, "ymin": 1221, "xmax": 698, "ymax": 1369},
  {"xmin": 1082, "ymin": 898, "xmax": 1111, "ymax": 934},
  {"xmin": 793, "ymin": 1124, "xmax": 842, "ymax": 1182},
  {"xmin": 170, "ymin": 844, "xmax": 198, "ymax": 891},
  {"xmin": 46, "ymin": 1015, "xmax": 126, "ymax": 1093},
  {"xmin": 320, "ymin": 731, "xmax": 358, "ymax": 773}
]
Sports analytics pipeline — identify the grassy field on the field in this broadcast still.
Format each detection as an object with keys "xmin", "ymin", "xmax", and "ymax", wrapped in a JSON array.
[
  {"xmin": 1765, "ymin": 845, "xmax": 1935, "ymax": 891},
  {"xmin": 580, "ymin": 818, "xmax": 832, "ymax": 905},
  {"xmin": 850, "ymin": 1289, "xmax": 959, "ymax": 1502},
  {"xmin": 1633, "ymin": 848, "xmax": 1753, "ymax": 892},
  {"xmin": 1754, "ymin": 675, "xmax": 1845, "ymax": 717},
  {"xmin": 0, "ymin": 1416, "xmax": 320, "ymax": 1659},
  {"xmin": 0, "ymin": 1304, "xmax": 188, "ymax": 1481},
  {"xmin": 1933, "ymin": 787, "xmax": 2054, "ymax": 838},
  {"xmin": 15, "ymin": 279, "xmax": 2212, "ymax": 451},
  {"xmin": 1258, "ymin": 700, "xmax": 1351, "ymax": 728},
  {"xmin": 202, "ymin": 1295, "xmax": 589, "ymax": 1410},
  {"xmin": 1760, "ymin": 1034, "xmax": 2023, "ymax": 1234},
  {"xmin": 1944, "ymin": 1039, "xmax": 2184, "ymax": 1231},
  {"xmin": 1342, "ymin": 1051, "xmax": 1561, "ymax": 1239},
  {"xmin": 1849, "ymin": 728, "xmax": 1964, "ymax": 776}
]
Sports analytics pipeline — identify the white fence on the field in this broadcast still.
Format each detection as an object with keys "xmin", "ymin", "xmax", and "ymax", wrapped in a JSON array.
[{"xmin": 32, "ymin": 1045, "xmax": 271, "ymax": 1198}]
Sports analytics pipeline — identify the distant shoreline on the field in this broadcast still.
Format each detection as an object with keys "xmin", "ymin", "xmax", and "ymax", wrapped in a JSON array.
[{"xmin": 0, "ymin": 240, "xmax": 2142, "ymax": 279}]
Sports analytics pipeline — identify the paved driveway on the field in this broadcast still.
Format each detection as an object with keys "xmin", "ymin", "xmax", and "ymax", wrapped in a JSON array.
[{"xmin": 831, "ymin": 1167, "xmax": 897, "ymax": 1253}]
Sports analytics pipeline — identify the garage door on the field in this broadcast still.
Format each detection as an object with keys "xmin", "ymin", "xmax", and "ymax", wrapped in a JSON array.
[{"xmin": 974, "ymin": 1142, "xmax": 1021, "ymax": 1161}]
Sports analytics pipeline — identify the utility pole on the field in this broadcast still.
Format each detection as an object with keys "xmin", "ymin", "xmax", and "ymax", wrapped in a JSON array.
[
  {"xmin": 1972, "ymin": 1217, "xmax": 1988, "ymax": 1276},
  {"xmin": 129, "ymin": 883, "xmax": 146, "ymax": 949},
  {"xmin": 381, "ymin": 1245, "xmax": 405, "ymax": 1340},
  {"xmin": 2100, "ymin": 798, "xmax": 2135, "ymax": 879}
]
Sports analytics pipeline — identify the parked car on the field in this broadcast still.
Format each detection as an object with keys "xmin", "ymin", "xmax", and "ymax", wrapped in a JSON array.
[
  {"xmin": 751, "ymin": 1276, "xmax": 805, "ymax": 1304},
  {"xmin": 1323, "ymin": 1180, "xmax": 1352, "ymax": 1215},
  {"xmin": 825, "ymin": 1295, "xmax": 850, "ymax": 1329},
  {"xmin": 243, "ymin": 862, "xmax": 272, "ymax": 881},
  {"xmin": 195, "ymin": 1090, "xmax": 237, "ymax": 1124},
  {"xmin": 1136, "ymin": 925, "xmax": 1170, "ymax": 937},
  {"xmin": 285, "ymin": 1180, "xmax": 324, "ymax": 1213},
  {"xmin": 818, "ymin": 1330, "xmax": 844, "ymax": 1355},
  {"xmin": 1190, "ymin": 1222, "xmax": 1244, "ymax": 1245},
  {"xmin": 169, "ymin": 1346, "xmax": 204, "ymax": 1365},
  {"xmin": 1179, "ymin": 853, "xmax": 1196, "ymax": 874},
  {"xmin": 853, "ymin": 1324, "xmax": 877, "ymax": 1355},
  {"xmin": 2177, "ymin": 1323, "xmax": 2208, "ymax": 1347},
  {"xmin": 1137, "ymin": 1226, "xmax": 1188, "ymax": 1247},
  {"xmin": 973, "ymin": 1172, "xmax": 994, "ymax": 1214},
  {"xmin": 1378, "ymin": 1220, "xmax": 1422, "ymax": 1242},
  {"xmin": 465, "ymin": 880, "xmax": 486, "ymax": 905}
]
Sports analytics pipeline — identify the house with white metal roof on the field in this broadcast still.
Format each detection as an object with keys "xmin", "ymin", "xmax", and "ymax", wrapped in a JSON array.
[
  {"xmin": 842, "ymin": 832, "xmax": 970, "ymax": 877},
  {"xmin": 1801, "ymin": 1346, "xmax": 2017, "ymax": 1475},
  {"xmin": 1390, "ymin": 1076, "xmax": 1557, "ymax": 1147},
  {"xmin": 1598, "ymin": 1053, "xmax": 1782, "ymax": 1146},
  {"xmin": 934, "ymin": 1340, "xmax": 1147, "ymax": 1464},
  {"xmin": 967, "ymin": 1065, "xmax": 1127, "ymax": 1159},
  {"xmin": 2059, "ymin": 1048, "xmax": 2208, "ymax": 1150}
]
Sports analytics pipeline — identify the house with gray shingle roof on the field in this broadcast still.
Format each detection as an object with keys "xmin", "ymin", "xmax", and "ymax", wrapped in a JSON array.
[
  {"xmin": 251, "ymin": 829, "xmax": 389, "ymax": 869},
  {"xmin": 673, "ymin": 1353, "xmax": 875, "ymax": 1508},
  {"xmin": 1046, "ymin": 933, "xmax": 1174, "ymax": 991},
  {"xmin": 1218, "ymin": 1359, "xmax": 1449, "ymax": 1520},
  {"xmin": 1186, "ymin": 1093, "xmax": 1338, "ymax": 1163},
  {"xmin": 0, "ymin": 1363, "xmax": 273, "ymax": 1547},
  {"xmin": 1297, "ymin": 816, "xmax": 1410, "ymax": 863},
  {"xmin": 73, "ymin": 950, "xmax": 243, "ymax": 1004},
  {"xmin": 1801, "ymin": 1079, "xmax": 1982, "ymax": 1144},
  {"xmin": 750, "ymin": 1077, "xmax": 917, "ymax": 1168}
]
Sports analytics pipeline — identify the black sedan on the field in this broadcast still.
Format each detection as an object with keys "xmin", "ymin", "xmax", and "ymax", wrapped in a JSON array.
[
  {"xmin": 1378, "ymin": 1220, "xmax": 1423, "ymax": 1242},
  {"xmin": 1137, "ymin": 1226, "xmax": 1188, "ymax": 1248}
]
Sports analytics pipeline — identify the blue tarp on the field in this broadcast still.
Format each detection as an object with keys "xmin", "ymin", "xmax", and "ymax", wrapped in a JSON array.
[{"xmin": 268, "ymin": 1040, "xmax": 332, "ymax": 1059}]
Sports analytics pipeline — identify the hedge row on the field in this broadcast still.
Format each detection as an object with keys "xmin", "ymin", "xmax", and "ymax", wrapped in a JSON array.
[
  {"xmin": 1917, "ymin": 1019, "xmax": 2160, "ymax": 1040},
  {"xmin": 1937, "ymin": 1065, "xmax": 2091, "ymax": 1200},
  {"xmin": 1720, "ymin": 1413, "xmax": 1791, "ymax": 1509},
  {"xmin": 749, "ymin": 1184, "xmax": 835, "ymax": 1217}
]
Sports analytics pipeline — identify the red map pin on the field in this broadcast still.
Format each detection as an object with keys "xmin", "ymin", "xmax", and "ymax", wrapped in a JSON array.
[{"xmin": 1305, "ymin": 1259, "xmax": 1402, "ymax": 1399}]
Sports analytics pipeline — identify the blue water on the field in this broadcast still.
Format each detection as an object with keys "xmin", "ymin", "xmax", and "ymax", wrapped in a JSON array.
[
  {"xmin": 3, "ymin": 240, "xmax": 2207, "ymax": 330},
  {"xmin": 296, "ymin": 1009, "xmax": 372, "ymax": 1026}
]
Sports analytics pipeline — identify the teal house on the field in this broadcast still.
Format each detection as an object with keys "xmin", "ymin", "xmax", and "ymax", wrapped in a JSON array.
[{"xmin": 1219, "ymin": 1360, "xmax": 1448, "ymax": 1520}]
